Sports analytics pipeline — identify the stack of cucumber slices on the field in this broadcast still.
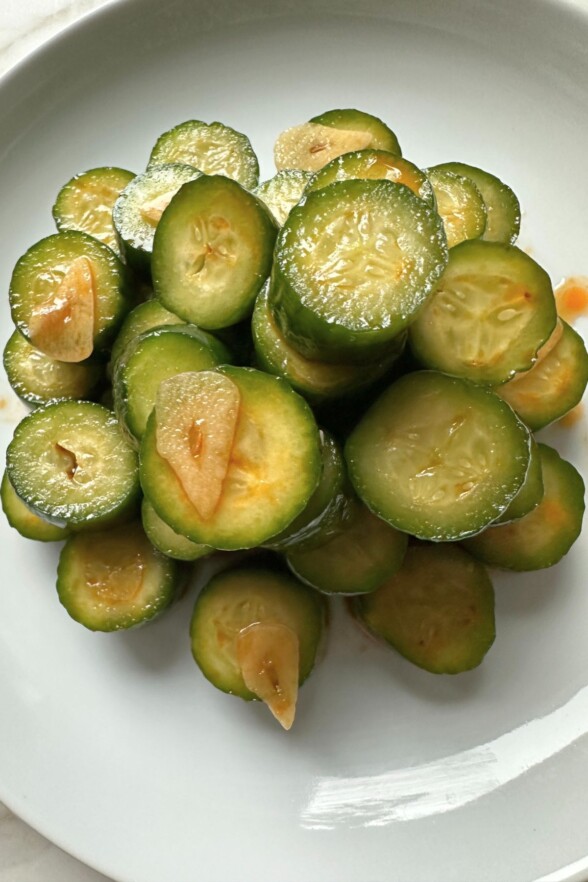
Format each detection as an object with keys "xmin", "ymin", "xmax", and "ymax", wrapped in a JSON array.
[{"xmin": 2, "ymin": 109, "xmax": 586, "ymax": 730}]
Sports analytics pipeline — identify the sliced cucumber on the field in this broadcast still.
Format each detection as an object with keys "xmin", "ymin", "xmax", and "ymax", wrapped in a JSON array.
[
  {"xmin": 140, "ymin": 366, "xmax": 321, "ymax": 550},
  {"xmin": 264, "ymin": 430, "xmax": 352, "ymax": 552},
  {"xmin": 149, "ymin": 120, "xmax": 259, "ymax": 189},
  {"xmin": 152, "ymin": 175, "xmax": 277, "ymax": 329},
  {"xmin": 345, "ymin": 371, "xmax": 532, "ymax": 541},
  {"xmin": 409, "ymin": 240, "xmax": 557, "ymax": 385},
  {"xmin": 425, "ymin": 168, "xmax": 487, "ymax": 247},
  {"xmin": 463, "ymin": 444, "xmax": 585, "ymax": 570},
  {"xmin": 57, "ymin": 521, "xmax": 180, "ymax": 631},
  {"xmin": 141, "ymin": 498, "xmax": 211, "ymax": 561},
  {"xmin": 109, "ymin": 299, "xmax": 185, "ymax": 376},
  {"xmin": 352, "ymin": 544, "xmax": 495, "ymax": 674},
  {"xmin": 309, "ymin": 109, "xmax": 401, "ymax": 154},
  {"xmin": 306, "ymin": 149, "xmax": 434, "ymax": 206},
  {"xmin": 430, "ymin": 162, "xmax": 520, "ymax": 244},
  {"xmin": 252, "ymin": 282, "xmax": 405, "ymax": 403},
  {"xmin": 10, "ymin": 231, "xmax": 131, "ymax": 363},
  {"xmin": 495, "ymin": 321, "xmax": 588, "ymax": 430},
  {"xmin": 269, "ymin": 179, "xmax": 447, "ymax": 364},
  {"xmin": 1, "ymin": 470, "xmax": 71, "ymax": 542},
  {"xmin": 496, "ymin": 436, "xmax": 544, "ymax": 524},
  {"xmin": 7, "ymin": 401, "xmax": 140, "ymax": 529},
  {"xmin": 253, "ymin": 170, "xmax": 312, "ymax": 226},
  {"xmin": 190, "ymin": 564, "xmax": 327, "ymax": 729},
  {"xmin": 113, "ymin": 324, "xmax": 230, "ymax": 441},
  {"xmin": 287, "ymin": 499, "xmax": 407, "ymax": 595},
  {"xmin": 52, "ymin": 166, "xmax": 135, "ymax": 258},
  {"xmin": 3, "ymin": 329, "xmax": 104, "ymax": 406},
  {"xmin": 112, "ymin": 162, "xmax": 201, "ymax": 276}
]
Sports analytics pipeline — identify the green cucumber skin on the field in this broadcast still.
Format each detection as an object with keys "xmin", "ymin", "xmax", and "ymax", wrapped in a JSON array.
[
  {"xmin": 408, "ymin": 240, "xmax": 557, "ymax": 386},
  {"xmin": 496, "ymin": 437, "xmax": 543, "ymax": 524},
  {"xmin": 3, "ymin": 329, "xmax": 104, "ymax": 406},
  {"xmin": 286, "ymin": 502, "xmax": 408, "ymax": 596},
  {"xmin": 431, "ymin": 162, "xmax": 521, "ymax": 245},
  {"xmin": 463, "ymin": 444, "xmax": 585, "ymax": 571},
  {"xmin": 309, "ymin": 109, "xmax": 401, "ymax": 155},
  {"xmin": 152, "ymin": 175, "xmax": 278, "ymax": 330},
  {"xmin": 345, "ymin": 371, "xmax": 532, "ymax": 542},
  {"xmin": 269, "ymin": 179, "xmax": 448, "ymax": 365},
  {"xmin": 148, "ymin": 120, "xmax": 260, "ymax": 189},
  {"xmin": 495, "ymin": 321, "xmax": 588, "ymax": 431},
  {"xmin": 113, "ymin": 323, "xmax": 231, "ymax": 442},
  {"xmin": 425, "ymin": 168, "xmax": 487, "ymax": 247},
  {"xmin": 141, "ymin": 498, "xmax": 211, "ymax": 562},
  {"xmin": 263, "ymin": 431, "xmax": 352, "ymax": 552},
  {"xmin": 52, "ymin": 166, "xmax": 136, "ymax": 260},
  {"xmin": 140, "ymin": 366, "xmax": 322, "ymax": 551},
  {"xmin": 252, "ymin": 282, "xmax": 406, "ymax": 404},
  {"xmin": 56, "ymin": 523, "xmax": 180, "ymax": 631},
  {"xmin": 190, "ymin": 564, "xmax": 327, "ymax": 699},
  {"xmin": 352, "ymin": 544, "xmax": 495, "ymax": 674},
  {"xmin": 1, "ymin": 471, "xmax": 71, "ymax": 542},
  {"xmin": 112, "ymin": 162, "xmax": 202, "ymax": 279},
  {"xmin": 6, "ymin": 401, "xmax": 141, "ymax": 530},
  {"xmin": 9, "ymin": 230, "xmax": 133, "ymax": 355}
]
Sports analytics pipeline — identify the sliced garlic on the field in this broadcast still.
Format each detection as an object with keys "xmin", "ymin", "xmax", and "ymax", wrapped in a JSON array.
[
  {"xmin": 29, "ymin": 256, "xmax": 95, "ymax": 362},
  {"xmin": 155, "ymin": 371, "xmax": 240, "ymax": 520},
  {"xmin": 237, "ymin": 622, "xmax": 300, "ymax": 730}
]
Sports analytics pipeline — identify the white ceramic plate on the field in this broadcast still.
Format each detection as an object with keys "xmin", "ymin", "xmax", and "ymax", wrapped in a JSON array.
[{"xmin": 1, "ymin": 1, "xmax": 588, "ymax": 880}]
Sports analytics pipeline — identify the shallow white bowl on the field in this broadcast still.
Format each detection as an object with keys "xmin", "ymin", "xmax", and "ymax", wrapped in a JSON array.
[{"xmin": 1, "ymin": 1, "xmax": 587, "ymax": 880}]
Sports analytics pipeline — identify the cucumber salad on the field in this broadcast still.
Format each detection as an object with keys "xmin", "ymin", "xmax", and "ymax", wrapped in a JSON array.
[{"xmin": 2, "ymin": 109, "xmax": 586, "ymax": 730}]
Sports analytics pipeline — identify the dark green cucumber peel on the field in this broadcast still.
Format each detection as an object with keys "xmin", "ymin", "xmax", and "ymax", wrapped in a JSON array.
[
  {"xmin": 286, "ymin": 499, "xmax": 408, "ymax": 595},
  {"xmin": 152, "ymin": 175, "xmax": 277, "ymax": 330},
  {"xmin": 6, "ymin": 401, "xmax": 140, "ymax": 529},
  {"xmin": 1, "ymin": 471, "xmax": 71, "ymax": 542},
  {"xmin": 269, "ymin": 179, "xmax": 448, "ymax": 364},
  {"xmin": 352, "ymin": 544, "xmax": 495, "ymax": 674},
  {"xmin": 57, "ymin": 521, "xmax": 180, "ymax": 631},
  {"xmin": 309, "ymin": 109, "xmax": 401, "ymax": 155},
  {"xmin": 463, "ymin": 444, "xmax": 585, "ymax": 571},
  {"xmin": 345, "ymin": 371, "xmax": 532, "ymax": 541}
]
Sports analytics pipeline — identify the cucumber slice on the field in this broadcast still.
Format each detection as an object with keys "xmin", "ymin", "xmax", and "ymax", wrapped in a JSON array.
[
  {"xmin": 430, "ymin": 162, "xmax": 520, "ymax": 244},
  {"xmin": 3, "ymin": 329, "xmax": 104, "ymax": 406},
  {"xmin": 252, "ymin": 282, "xmax": 405, "ymax": 403},
  {"xmin": 409, "ymin": 240, "xmax": 557, "ymax": 385},
  {"xmin": 496, "ymin": 436, "xmax": 544, "ymax": 524},
  {"xmin": 1, "ymin": 470, "xmax": 71, "ymax": 542},
  {"xmin": 463, "ymin": 444, "xmax": 585, "ymax": 570},
  {"xmin": 190, "ymin": 565, "xmax": 326, "ymax": 729},
  {"xmin": 345, "ymin": 371, "xmax": 532, "ymax": 541},
  {"xmin": 9, "ymin": 231, "xmax": 131, "ymax": 363},
  {"xmin": 112, "ymin": 162, "xmax": 202, "ymax": 276},
  {"xmin": 152, "ymin": 175, "xmax": 277, "ymax": 329},
  {"xmin": 306, "ymin": 149, "xmax": 434, "ymax": 206},
  {"xmin": 113, "ymin": 324, "xmax": 230, "ymax": 441},
  {"xmin": 7, "ymin": 401, "xmax": 140, "ymax": 529},
  {"xmin": 109, "ymin": 299, "xmax": 185, "ymax": 376},
  {"xmin": 57, "ymin": 521, "xmax": 180, "ymax": 631},
  {"xmin": 287, "ymin": 499, "xmax": 408, "ymax": 595},
  {"xmin": 264, "ymin": 430, "xmax": 352, "ymax": 552},
  {"xmin": 149, "ymin": 120, "xmax": 259, "ymax": 189},
  {"xmin": 253, "ymin": 170, "xmax": 313, "ymax": 226},
  {"xmin": 425, "ymin": 168, "xmax": 487, "ymax": 247},
  {"xmin": 269, "ymin": 179, "xmax": 448, "ymax": 364},
  {"xmin": 141, "ymin": 498, "xmax": 211, "ymax": 561},
  {"xmin": 52, "ymin": 166, "xmax": 135, "ymax": 259},
  {"xmin": 495, "ymin": 321, "xmax": 588, "ymax": 430},
  {"xmin": 352, "ymin": 544, "xmax": 495, "ymax": 674},
  {"xmin": 309, "ymin": 109, "xmax": 401, "ymax": 155},
  {"xmin": 140, "ymin": 366, "xmax": 321, "ymax": 550}
]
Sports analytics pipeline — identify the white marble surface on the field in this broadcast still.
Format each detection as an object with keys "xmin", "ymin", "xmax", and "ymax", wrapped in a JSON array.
[{"xmin": 0, "ymin": 16, "xmax": 116, "ymax": 882}]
